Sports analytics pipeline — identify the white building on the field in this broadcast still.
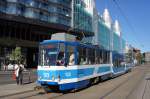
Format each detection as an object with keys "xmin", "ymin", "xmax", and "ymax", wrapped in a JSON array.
[
  {"xmin": 102, "ymin": 8, "xmax": 112, "ymax": 29},
  {"xmin": 113, "ymin": 20, "xmax": 121, "ymax": 36}
]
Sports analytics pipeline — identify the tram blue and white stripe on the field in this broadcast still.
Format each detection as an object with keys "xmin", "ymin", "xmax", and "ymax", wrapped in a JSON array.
[
  {"xmin": 38, "ymin": 71, "xmax": 111, "ymax": 84},
  {"xmin": 38, "ymin": 64, "xmax": 112, "ymax": 70},
  {"xmin": 38, "ymin": 64, "xmax": 112, "ymax": 84}
]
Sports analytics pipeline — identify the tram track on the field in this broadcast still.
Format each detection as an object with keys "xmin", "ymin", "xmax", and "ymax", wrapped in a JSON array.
[
  {"xmin": 99, "ymin": 69, "xmax": 145, "ymax": 99},
  {"xmin": 99, "ymin": 75, "xmax": 133, "ymax": 99},
  {"xmin": 0, "ymin": 89, "xmax": 35, "ymax": 98},
  {"xmin": 2, "ymin": 87, "xmax": 66, "ymax": 99},
  {"xmin": 142, "ymin": 80, "xmax": 148, "ymax": 99},
  {"xmin": 46, "ymin": 68, "xmax": 139, "ymax": 99},
  {"xmin": 125, "ymin": 72, "xmax": 146, "ymax": 99},
  {"xmin": 141, "ymin": 73, "xmax": 150, "ymax": 99}
]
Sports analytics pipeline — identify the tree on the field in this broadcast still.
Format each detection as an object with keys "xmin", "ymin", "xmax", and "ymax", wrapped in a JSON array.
[{"xmin": 10, "ymin": 47, "xmax": 22, "ymax": 64}]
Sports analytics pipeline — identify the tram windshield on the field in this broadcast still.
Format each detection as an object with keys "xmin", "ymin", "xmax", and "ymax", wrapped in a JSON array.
[{"xmin": 39, "ymin": 43, "xmax": 59, "ymax": 66}]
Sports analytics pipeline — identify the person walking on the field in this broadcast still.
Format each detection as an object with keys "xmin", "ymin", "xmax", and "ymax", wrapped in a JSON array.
[
  {"xmin": 19, "ymin": 63, "xmax": 24, "ymax": 84},
  {"xmin": 15, "ymin": 63, "xmax": 24, "ymax": 85},
  {"xmin": 15, "ymin": 63, "xmax": 19, "ymax": 85}
]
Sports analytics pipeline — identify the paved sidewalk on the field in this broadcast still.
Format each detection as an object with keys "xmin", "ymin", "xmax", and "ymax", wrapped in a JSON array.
[
  {"xmin": 0, "ymin": 69, "xmax": 37, "ymax": 74},
  {"xmin": 0, "ymin": 70, "xmax": 37, "ymax": 85},
  {"xmin": 0, "ymin": 83, "xmax": 36, "ymax": 98}
]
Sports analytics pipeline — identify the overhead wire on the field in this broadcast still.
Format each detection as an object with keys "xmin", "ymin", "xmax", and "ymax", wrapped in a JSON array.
[{"xmin": 112, "ymin": 0, "xmax": 144, "ymax": 49}]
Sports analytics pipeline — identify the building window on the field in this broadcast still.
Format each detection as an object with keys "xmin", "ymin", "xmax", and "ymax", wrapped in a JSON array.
[
  {"xmin": 6, "ymin": 0, "xmax": 17, "ymax": 3},
  {"xmin": 39, "ymin": 12, "xmax": 48, "ymax": 22},
  {"xmin": 6, "ymin": 3, "xmax": 17, "ymax": 15},
  {"xmin": 24, "ymin": 0, "xmax": 39, "ymax": 8},
  {"xmin": 24, "ymin": 8, "xmax": 39, "ymax": 19}
]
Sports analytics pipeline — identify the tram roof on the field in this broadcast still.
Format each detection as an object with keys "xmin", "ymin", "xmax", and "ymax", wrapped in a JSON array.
[{"xmin": 40, "ymin": 40, "xmax": 98, "ymax": 49}]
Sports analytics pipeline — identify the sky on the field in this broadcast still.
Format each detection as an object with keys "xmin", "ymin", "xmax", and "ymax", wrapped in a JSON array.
[{"xmin": 95, "ymin": 0, "xmax": 150, "ymax": 52}]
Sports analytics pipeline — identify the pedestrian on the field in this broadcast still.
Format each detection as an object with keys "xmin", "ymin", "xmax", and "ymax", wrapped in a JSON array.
[
  {"xmin": 15, "ymin": 63, "xmax": 19, "ymax": 84},
  {"xmin": 69, "ymin": 52, "xmax": 75, "ymax": 65},
  {"xmin": 19, "ymin": 63, "xmax": 24, "ymax": 84},
  {"xmin": 3, "ymin": 63, "xmax": 6, "ymax": 71},
  {"xmin": 15, "ymin": 63, "xmax": 24, "ymax": 85}
]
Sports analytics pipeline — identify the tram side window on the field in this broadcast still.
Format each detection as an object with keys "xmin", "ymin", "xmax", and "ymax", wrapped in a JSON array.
[
  {"xmin": 103, "ymin": 52, "xmax": 106, "ymax": 64},
  {"xmin": 87, "ymin": 48, "xmax": 95, "ymax": 65},
  {"xmin": 95, "ymin": 50, "xmax": 100, "ymax": 64},
  {"xmin": 78, "ymin": 47, "xmax": 98, "ymax": 65},
  {"xmin": 56, "ymin": 43, "xmax": 65, "ymax": 66},
  {"xmin": 78, "ymin": 47, "xmax": 87, "ymax": 65},
  {"xmin": 67, "ymin": 45, "xmax": 75, "ymax": 66},
  {"xmin": 102, "ymin": 51, "xmax": 109, "ymax": 64},
  {"xmin": 107, "ymin": 51, "xmax": 110, "ymax": 64},
  {"xmin": 86, "ymin": 48, "xmax": 91, "ymax": 65},
  {"xmin": 104, "ymin": 51, "xmax": 108, "ymax": 64},
  {"xmin": 99, "ymin": 50, "xmax": 103, "ymax": 64},
  {"xmin": 113, "ymin": 58, "xmax": 121, "ymax": 67},
  {"xmin": 105, "ymin": 51, "xmax": 109, "ymax": 64}
]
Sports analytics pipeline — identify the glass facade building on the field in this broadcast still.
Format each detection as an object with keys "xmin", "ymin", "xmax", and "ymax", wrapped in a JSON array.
[
  {"xmin": 122, "ymin": 38, "xmax": 126, "ymax": 53},
  {"xmin": 0, "ymin": 0, "xmax": 128, "ymax": 69},
  {"xmin": 97, "ymin": 19, "xmax": 111, "ymax": 50},
  {"xmin": 73, "ymin": 0, "xmax": 93, "ymax": 33},
  {"xmin": 94, "ymin": 15, "xmax": 126, "ymax": 54},
  {"xmin": 0, "ymin": 0, "xmax": 72, "ymax": 26},
  {"xmin": 113, "ymin": 32, "xmax": 121, "ymax": 52},
  {"xmin": 0, "ymin": 0, "xmax": 73, "ymax": 68}
]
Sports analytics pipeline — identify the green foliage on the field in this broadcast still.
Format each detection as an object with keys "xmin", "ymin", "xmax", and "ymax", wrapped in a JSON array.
[{"xmin": 10, "ymin": 47, "xmax": 22, "ymax": 64}]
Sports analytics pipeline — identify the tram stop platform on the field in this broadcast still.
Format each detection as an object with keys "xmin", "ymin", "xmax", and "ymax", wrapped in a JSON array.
[{"xmin": 0, "ymin": 83, "xmax": 36, "ymax": 98}]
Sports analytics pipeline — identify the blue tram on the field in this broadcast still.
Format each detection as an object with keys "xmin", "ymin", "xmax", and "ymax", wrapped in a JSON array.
[{"xmin": 37, "ymin": 39, "xmax": 132, "ymax": 91}]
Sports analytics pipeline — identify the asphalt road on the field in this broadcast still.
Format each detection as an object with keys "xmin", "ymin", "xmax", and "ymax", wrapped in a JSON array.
[{"xmin": 3, "ymin": 64, "xmax": 150, "ymax": 99}]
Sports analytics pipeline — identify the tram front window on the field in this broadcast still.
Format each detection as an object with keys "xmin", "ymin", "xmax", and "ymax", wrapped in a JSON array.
[
  {"xmin": 56, "ymin": 52, "xmax": 65, "ymax": 66},
  {"xmin": 39, "ymin": 44, "xmax": 59, "ymax": 66}
]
